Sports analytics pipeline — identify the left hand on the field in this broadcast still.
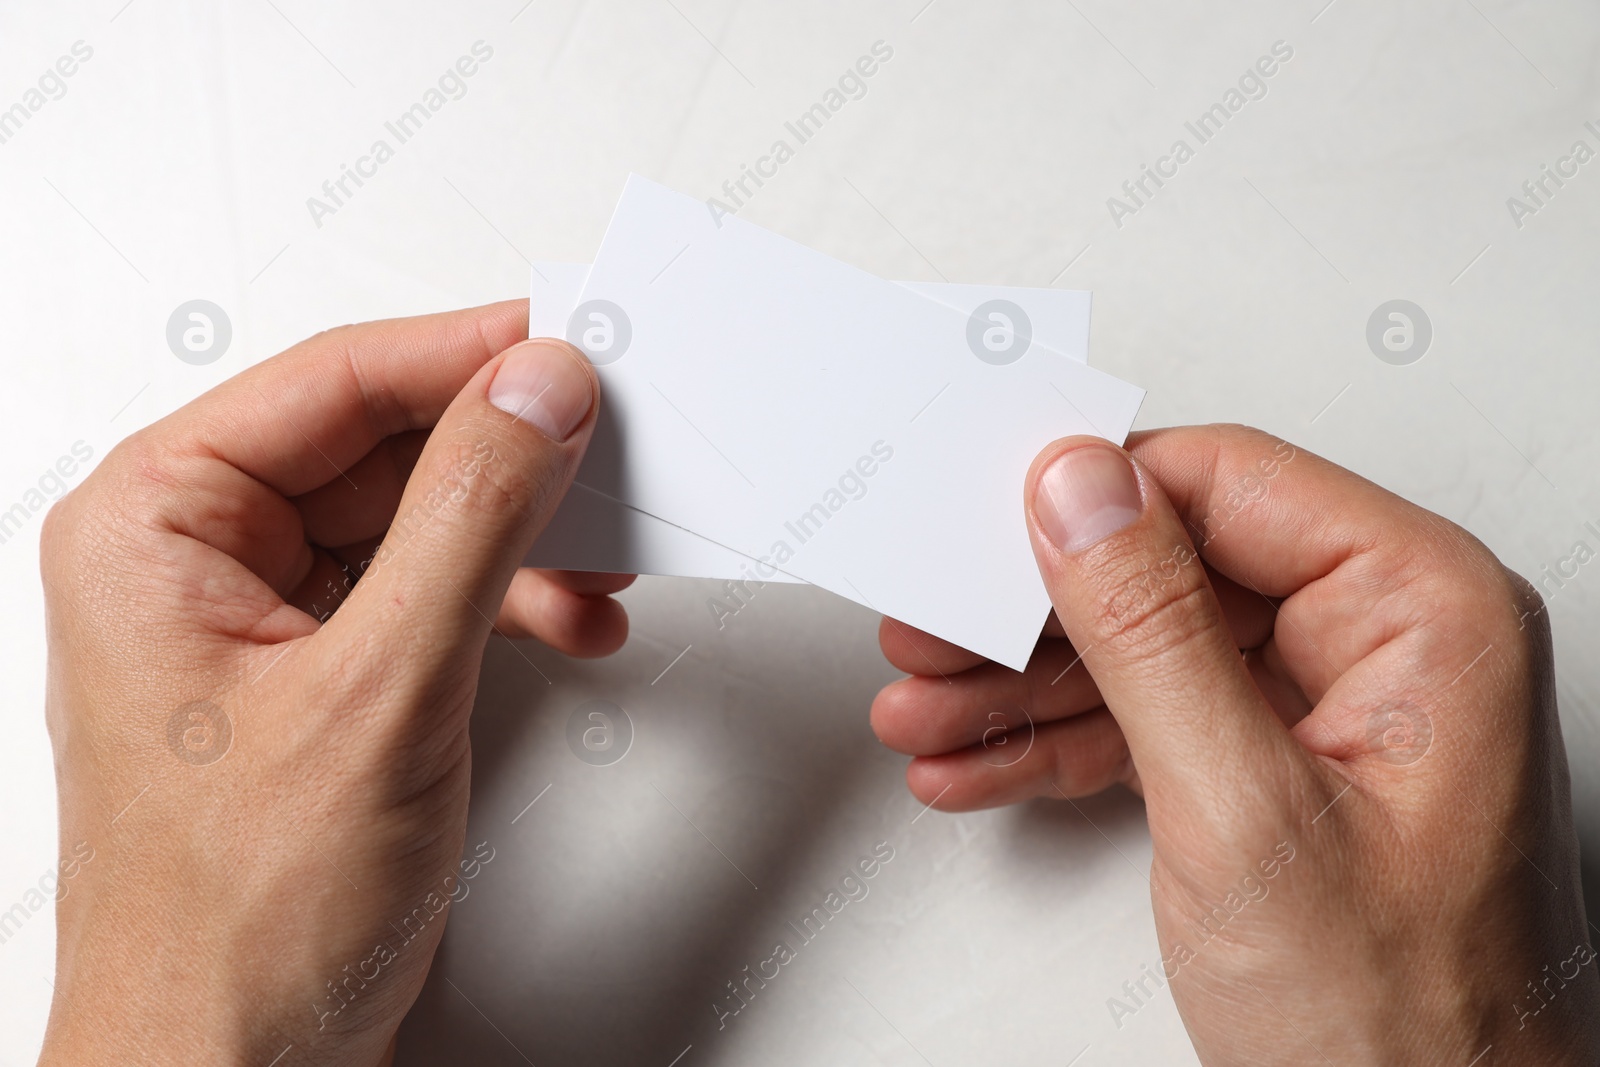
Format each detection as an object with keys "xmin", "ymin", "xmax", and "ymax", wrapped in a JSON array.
[{"xmin": 38, "ymin": 300, "xmax": 630, "ymax": 1065}]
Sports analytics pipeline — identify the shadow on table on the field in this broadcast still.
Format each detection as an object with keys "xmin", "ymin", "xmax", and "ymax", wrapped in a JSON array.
[{"xmin": 393, "ymin": 622, "xmax": 899, "ymax": 1066}]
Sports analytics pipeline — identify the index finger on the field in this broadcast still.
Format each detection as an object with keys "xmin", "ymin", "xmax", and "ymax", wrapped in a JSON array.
[
  {"xmin": 1126, "ymin": 424, "xmax": 1415, "ymax": 597},
  {"xmin": 158, "ymin": 299, "xmax": 530, "ymax": 497},
  {"xmin": 1127, "ymin": 424, "xmax": 1512, "ymax": 707}
]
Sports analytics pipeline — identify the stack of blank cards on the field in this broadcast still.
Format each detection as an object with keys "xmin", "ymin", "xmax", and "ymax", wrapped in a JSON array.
[{"xmin": 525, "ymin": 176, "xmax": 1144, "ymax": 670}]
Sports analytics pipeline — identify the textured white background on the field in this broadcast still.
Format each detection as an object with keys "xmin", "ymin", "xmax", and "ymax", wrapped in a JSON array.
[{"xmin": 2, "ymin": 1, "xmax": 1598, "ymax": 1063}]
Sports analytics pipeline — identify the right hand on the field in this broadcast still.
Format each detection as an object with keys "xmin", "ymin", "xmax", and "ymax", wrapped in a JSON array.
[{"xmin": 872, "ymin": 424, "xmax": 1600, "ymax": 1064}]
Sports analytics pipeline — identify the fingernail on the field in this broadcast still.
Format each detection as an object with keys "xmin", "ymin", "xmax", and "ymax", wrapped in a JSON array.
[
  {"xmin": 488, "ymin": 340, "xmax": 594, "ymax": 442},
  {"xmin": 1034, "ymin": 446, "xmax": 1142, "ymax": 553}
]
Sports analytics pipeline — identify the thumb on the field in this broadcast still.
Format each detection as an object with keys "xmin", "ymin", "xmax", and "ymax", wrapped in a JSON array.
[
  {"xmin": 330, "ymin": 337, "xmax": 598, "ymax": 682},
  {"xmin": 1024, "ymin": 437, "xmax": 1301, "ymax": 823}
]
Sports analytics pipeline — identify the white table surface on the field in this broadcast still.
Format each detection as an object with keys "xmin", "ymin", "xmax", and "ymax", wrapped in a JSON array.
[{"xmin": 2, "ymin": 1, "xmax": 1597, "ymax": 1063}]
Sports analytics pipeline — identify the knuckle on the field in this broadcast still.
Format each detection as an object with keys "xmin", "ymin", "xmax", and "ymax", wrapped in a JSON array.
[
  {"xmin": 398, "ymin": 437, "xmax": 528, "ymax": 536},
  {"xmin": 36, "ymin": 495, "xmax": 107, "ymax": 590},
  {"xmin": 1085, "ymin": 546, "xmax": 1220, "ymax": 666},
  {"xmin": 39, "ymin": 432, "xmax": 168, "ymax": 577},
  {"xmin": 1492, "ymin": 566, "xmax": 1554, "ymax": 696},
  {"xmin": 1361, "ymin": 517, "xmax": 1553, "ymax": 694},
  {"xmin": 474, "ymin": 452, "xmax": 532, "ymax": 512},
  {"xmin": 1395, "ymin": 517, "xmax": 1535, "ymax": 632},
  {"xmin": 304, "ymin": 321, "xmax": 363, "ymax": 351},
  {"xmin": 1200, "ymin": 422, "xmax": 1281, "ymax": 455},
  {"xmin": 105, "ymin": 430, "xmax": 182, "ymax": 494},
  {"xmin": 38, "ymin": 494, "xmax": 78, "ymax": 575},
  {"xmin": 439, "ymin": 436, "xmax": 531, "ymax": 517}
]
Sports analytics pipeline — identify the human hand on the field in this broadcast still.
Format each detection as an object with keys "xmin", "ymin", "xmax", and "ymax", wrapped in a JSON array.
[
  {"xmin": 871, "ymin": 424, "xmax": 1600, "ymax": 1063},
  {"xmin": 38, "ymin": 301, "xmax": 631, "ymax": 1065}
]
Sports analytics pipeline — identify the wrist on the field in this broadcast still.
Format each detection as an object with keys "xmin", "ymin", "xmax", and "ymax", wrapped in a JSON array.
[
  {"xmin": 39, "ymin": 973, "xmax": 279, "ymax": 1066},
  {"xmin": 39, "ymin": 923, "xmax": 397, "ymax": 1067}
]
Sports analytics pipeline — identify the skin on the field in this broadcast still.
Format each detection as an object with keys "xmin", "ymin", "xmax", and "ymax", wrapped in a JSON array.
[
  {"xmin": 38, "ymin": 301, "xmax": 631, "ymax": 1064},
  {"xmin": 35, "ymin": 303, "xmax": 1598, "ymax": 1063},
  {"xmin": 873, "ymin": 426, "xmax": 1600, "ymax": 1064}
]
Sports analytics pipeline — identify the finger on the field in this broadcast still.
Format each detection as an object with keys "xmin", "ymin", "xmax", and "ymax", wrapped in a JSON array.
[
  {"xmin": 1026, "ymin": 438, "xmax": 1305, "ymax": 820},
  {"xmin": 1126, "ymin": 426, "xmax": 1447, "ymax": 699},
  {"xmin": 328, "ymin": 338, "xmax": 600, "ymax": 692},
  {"xmin": 904, "ymin": 708, "xmax": 1133, "ymax": 811},
  {"xmin": 1207, "ymin": 566, "xmax": 1278, "ymax": 651},
  {"xmin": 872, "ymin": 643, "xmax": 1103, "ymax": 755},
  {"xmin": 122, "ymin": 304, "xmax": 528, "ymax": 602},
  {"xmin": 494, "ymin": 568, "xmax": 629, "ymax": 657},
  {"xmin": 535, "ymin": 569, "xmax": 638, "ymax": 596},
  {"xmin": 145, "ymin": 458, "xmax": 311, "ymax": 597},
  {"xmin": 1246, "ymin": 640, "xmax": 1315, "ymax": 728},
  {"xmin": 878, "ymin": 617, "xmax": 993, "ymax": 676},
  {"xmin": 326, "ymin": 535, "xmax": 385, "ymax": 580},
  {"xmin": 877, "ymin": 579, "xmax": 1269, "ymax": 679},
  {"xmin": 164, "ymin": 300, "xmax": 530, "ymax": 497},
  {"xmin": 1128, "ymin": 425, "xmax": 1406, "ymax": 596},
  {"xmin": 1126, "ymin": 425, "xmax": 1518, "ymax": 754},
  {"xmin": 291, "ymin": 430, "xmax": 431, "ymax": 547},
  {"xmin": 284, "ymin": 545, "xmax": 356, "ymax": 621}
]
